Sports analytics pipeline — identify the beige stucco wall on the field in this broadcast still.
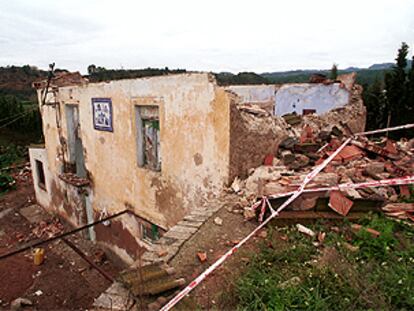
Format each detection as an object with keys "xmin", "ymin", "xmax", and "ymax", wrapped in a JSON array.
[
  {"xmin": 38, "ymin": 73, "xmax": 231, "ymax": 234},
  {"xmin": 29, "ymin": 147, "xmax": 52, "ymax": 208}
]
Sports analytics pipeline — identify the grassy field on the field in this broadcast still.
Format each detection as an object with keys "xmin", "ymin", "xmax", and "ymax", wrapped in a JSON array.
[{"xmin": 229, "ymin": 214, "xmax": 414, "ymax": 310}]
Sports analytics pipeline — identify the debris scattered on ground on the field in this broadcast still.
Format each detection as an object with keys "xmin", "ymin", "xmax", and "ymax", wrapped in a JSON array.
[
  {"xmin": 58, "ymin": 172, "xmax": 90, "ymax": 187},
  {"xmin": 34, "ymin": 290, "xmax": 43, "ymax": 296},
  {"xmin": 296, "ymin": 224, "xmax": 315, "ymax": 237},
  {"xmin": 382, "ymin": 203, "xmax": 414, "ymax": 222},
  {"xmin": 197, "ymin": 252, "xmax": 207, "ymax": 263},
  {"xmin": 10, "ymin": 297, "xmax": 33, "ymax": 311},
  {"xmin": 351, "ymin": 224, "xmax": 380, "ymax": 238},
  {"xmin": 214, "ymin": 217, "xmax": 223, "ymax": 226},
  {"xmin": 31, "ymin": 218, "xmax": 64, "ymax": 239}
]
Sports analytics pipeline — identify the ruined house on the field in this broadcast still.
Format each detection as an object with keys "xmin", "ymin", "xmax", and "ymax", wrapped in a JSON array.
[{"xmin": 29, "ymin": 71, "xmax": 365, "ymax": 263}]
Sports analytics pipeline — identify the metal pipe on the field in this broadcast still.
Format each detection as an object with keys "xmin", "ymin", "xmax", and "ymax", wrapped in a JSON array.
[
  {"xmin": 0, "ymin": 209, "xmax": 129, "ymax": 261},
  {"xmin": 61, "ymin": 237, "xmax": 114, "ymax": 282}
]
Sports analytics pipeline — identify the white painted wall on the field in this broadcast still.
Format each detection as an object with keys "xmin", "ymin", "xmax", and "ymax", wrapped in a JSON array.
[
  {"xmin": 274, "ymin": 83, "xmax": 350, "ymax": 116},
  {"xmin": 226, "ymin": 85, "xmax": 276, "ymax": 103},
  {"xmin": 29, "ymin": 147, "xmax": 52, "ymax": 209}
]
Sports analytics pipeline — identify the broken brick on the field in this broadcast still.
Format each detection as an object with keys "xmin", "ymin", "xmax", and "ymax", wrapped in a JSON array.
[
  {"xmin": 399, "ymin": 185, "xmax": 411, "ymax": 198},
  {"xmin": 384, "ymin": 139, "xmax": 398, "ymax": 155},
  {"xmin": 197, "ymin": 252, "xmax": 207, "ymax": 263},
  {"xmin": 351, "ymin": 224, "xmax": 380, "ymax": 238},
  {"xmin": 328, "ymin": 190, "xmax": 354, "ymax": 216},
  {"xmin": 300, "ymin": 125, "xmax": 315, "ymax": 144},
  {"xmin": 264, "ymin": 154, "xmax": 274, "ymax": 166},
  {"xmin": 338, "ymin": 145, "xmax": 364, "ymax": 163}
]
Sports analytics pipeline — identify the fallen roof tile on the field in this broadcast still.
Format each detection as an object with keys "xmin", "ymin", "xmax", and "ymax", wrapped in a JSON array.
[{"xmin": 328, "ymin": 190, "xmax": 354, "ymax": 216}]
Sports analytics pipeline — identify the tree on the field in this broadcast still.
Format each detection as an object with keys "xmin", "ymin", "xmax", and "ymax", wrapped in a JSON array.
[
  {"xmin": 87, "ymin": 64, "xmax": 97, "ymax": 75},
  {"xmin": 363, "ymin": 78, "xmax": 387, "ymax": 130},
  {"xmin": 384, "ymin": 42, "xmax": 409, "ymax": 127},
  {"xmin": 405, "ymin": 55, "xmax": 414, "ymax": 126},
  {"xmin": 330, "ymin": 63, "xmax": 338, "ymax": 80}
]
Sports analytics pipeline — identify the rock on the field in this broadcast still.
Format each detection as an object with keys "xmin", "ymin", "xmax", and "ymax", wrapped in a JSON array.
[
  {"xmin": 291, "ymin": 154, "xmax": 310, "ymax": 169},
  {"xmin": 341, "ymin": 187, "xmax": 362, "ymax": 199},
  {"xmin": 318, "ymin": 130, "xmax": 331, "ymax": 141},
  {"xmin": 231, "ymin": 177, "xmax": 241, "ymax": 193},
  {"xmin": 245, "ymin": 166, "xmax": 283, "ymax": 194},
  {"xmin": 312, "ymin": 173, "xmax": 340, "ymax": 187},
  {"xmin": 34, "ymin": 290, "xmax": 43, "ymax": 296},
  {"xmin": 197, "ymin": 252, "xmax": 207, "ymax": 263},
  {"xmin": 243, "ymin": 209, "xmax": 256, "ymax": 220},
  {"xmin": 281, "ymin": 150, "xmax": 295, "ymax": 164},
  {"xmin": 10, "ymin": 298, "xmax": 33, "ymax": 311},
  {"xmin": 364, "ymin": 162, "xmax": 385, "ymax": 179},
  {"xmin": 214, "ymin": 217, "xmax": 223, "ymax": 226},
  {"xmin": 280, "ymin": 137, "xmax": 297, "ymax": 150}
]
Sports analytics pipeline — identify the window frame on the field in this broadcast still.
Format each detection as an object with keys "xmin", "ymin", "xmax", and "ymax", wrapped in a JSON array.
[
  {"xmin": 135, "ymin": 105, "xmax": 161, "ymax": 171},
  {"xmin": 35, "ymin": 159, "xmax": 46, "ymax": 191}
]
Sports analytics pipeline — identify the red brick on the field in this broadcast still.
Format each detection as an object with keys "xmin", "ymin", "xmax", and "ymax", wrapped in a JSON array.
[{"xmin": 329, "ymin": 190, "xmax": 354, "ymax": 216}]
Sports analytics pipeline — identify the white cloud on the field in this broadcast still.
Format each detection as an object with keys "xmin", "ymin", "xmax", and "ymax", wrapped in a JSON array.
[{"xmin": 0, "ymin": 0, "xmax": 413, "ymax": 73}]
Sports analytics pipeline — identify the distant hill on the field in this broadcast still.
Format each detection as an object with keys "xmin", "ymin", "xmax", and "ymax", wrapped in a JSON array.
[
  {"xmin": 87, "ymin": 66, "xmax": 187, "ymax": 83},
  {"xmin": 0, "ymin": 65, "xmax": 47, "ymax": 101},
  {"xmin": 215, "ymin": 72, "xmax": 269, "ymax": 85},
  {"xmin": 368, "ymin": 63, "xmax": 394, "ymax": 70},
  {"xmin": 261, "ymin": 61, "xmax": 413, "ymax": 86}
]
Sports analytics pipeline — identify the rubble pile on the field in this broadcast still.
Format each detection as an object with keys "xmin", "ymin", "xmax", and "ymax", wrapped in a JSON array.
[
  {"xmin": 31, "ymin": 218, "xmax": 64, "ymax": 239},
  {"xmin": 58, "ymin": 172, "xmax": 90, "ymax": 187},
  {"xmin": 229, "ymin": 100, "xmax": 291, "ymax": 180},
  {"xmin": 231, "ymin": 126, "xmax": 414, "ymax": 219}
]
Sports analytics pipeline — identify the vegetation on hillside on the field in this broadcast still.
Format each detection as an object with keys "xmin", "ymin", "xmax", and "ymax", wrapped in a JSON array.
[
  {"xmin": 87, "ymin": 65, "xmax": 187, "ymax": 82},
  {"xmin": 364, "ymin": 42, "xmax": 414, "ymax": 135},
  {"xmin": 0, "ymin": 67, "xmax": 43, "ymax": 142}
]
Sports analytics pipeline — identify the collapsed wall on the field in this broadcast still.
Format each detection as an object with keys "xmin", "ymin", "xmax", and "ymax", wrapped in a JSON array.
[
  {"xmin": 229, "ymin": 73, "xmax": 368, "ymax": 202},
  {"xmin": 228, "ymin": 92, "xmax": 290, "ymax": 181}
]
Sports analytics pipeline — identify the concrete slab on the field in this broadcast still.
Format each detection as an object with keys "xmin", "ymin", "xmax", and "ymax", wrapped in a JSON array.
[
  {"xmin": 19, "ymin": 204, "xmax": 49, "ymax": 223},
  {"xmin": 93, "ymin": 282, "xmax": 134, "ymax": 310}
]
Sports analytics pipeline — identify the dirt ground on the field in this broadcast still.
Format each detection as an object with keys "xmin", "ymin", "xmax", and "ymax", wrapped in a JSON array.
[
  {"xmin": 165, "ymin": 197, "xmax": 283, "ymax": 310},
  {"xmin": 0, "ymin": 177, "xmax": 122, "ymax": 310}
]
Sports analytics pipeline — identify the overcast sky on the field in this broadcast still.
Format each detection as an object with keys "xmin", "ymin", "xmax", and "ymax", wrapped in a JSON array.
[{"xmin": 1, "ymin": 0, "xmax": 413, "ymax": 74}]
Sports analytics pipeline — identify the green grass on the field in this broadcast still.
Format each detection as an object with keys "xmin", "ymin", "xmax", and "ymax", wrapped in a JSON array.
[
  {"xmin": 234, "ymin": 215, "xmax": 414, "ymax": 310},
  {"xmin": 0, "ymin": 143, "xmax": 26, "ymax": 194}
]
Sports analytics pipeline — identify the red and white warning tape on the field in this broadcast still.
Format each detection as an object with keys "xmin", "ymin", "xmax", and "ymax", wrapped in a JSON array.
[
  {"xmin": 159, "ymin": 123, "xmax": 414, "ymax": 310},
  {"xmin": 356, "ymin": 123, "xmax": 414, "ymax": 136}
]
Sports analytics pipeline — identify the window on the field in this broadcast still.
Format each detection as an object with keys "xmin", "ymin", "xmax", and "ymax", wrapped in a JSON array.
[
  {"xmin": 135, "ymin": 106, "xmax": 161, "ymax": 171},
  {"xmin": 141, "ymin": 223, "xmax": 160, "ymax": 242},
  {"xmin": 35, "ymin": 160, "xmax": 46, "ymax": 191},
  {"xmin": 303, "ymin": 109, "xmax": 316, "ymax": 115}
]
